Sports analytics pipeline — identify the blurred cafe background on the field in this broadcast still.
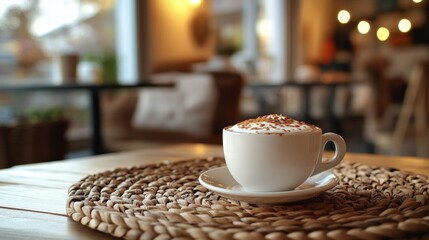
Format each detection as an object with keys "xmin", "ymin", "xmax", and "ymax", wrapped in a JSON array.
[{"xmin": 0, "ymin": 0, "xmax": 428, "ymax": 168}]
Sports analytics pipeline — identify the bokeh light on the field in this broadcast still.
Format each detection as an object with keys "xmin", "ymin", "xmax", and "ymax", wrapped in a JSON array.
[
  {"xmin": 357, "ymin": 21, "xmax": 370, "ymax": 34},
  {"xmin": 398, "ymin": 18, "xmax": 412, "ymax": 32},
  {"xmin": 377, "ymin": 27, "xmax": 390, "ymax": 41},
  {"xmin": 188, "ymin": 0, "xmax": 202, "ymax": 7},
  {"xmin": 337, "ymin": 10, "xmax": 350, "ymax": 24}
]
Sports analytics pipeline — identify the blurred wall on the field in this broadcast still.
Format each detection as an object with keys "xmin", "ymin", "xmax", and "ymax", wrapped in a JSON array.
[
  {"xmin": 148, "ymin": 0, "xmax": 215, "ymax": 72},
  {"xmin": 299, "ymin": 0, "xmax": 335, "ymax": 64}
]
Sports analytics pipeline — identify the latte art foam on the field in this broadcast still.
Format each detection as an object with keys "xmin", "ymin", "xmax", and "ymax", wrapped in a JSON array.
[{"xmin": 227, "ymin": 114, "xmax": 319, "ymax": 134}]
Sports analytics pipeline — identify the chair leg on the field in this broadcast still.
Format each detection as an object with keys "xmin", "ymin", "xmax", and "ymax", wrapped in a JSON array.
[
  {"xmin": 414, "ymin": 81, "xmax": 427, "ymax": 157},
  {"xmin": 391, "ymin": 64, "xmax": 423, "ymax": 155}
]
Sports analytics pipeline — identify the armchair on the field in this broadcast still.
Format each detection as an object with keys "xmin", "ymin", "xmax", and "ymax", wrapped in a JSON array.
[{"xmin": 103, "ymin": 71, "xmax": 244, "ymax": 152}]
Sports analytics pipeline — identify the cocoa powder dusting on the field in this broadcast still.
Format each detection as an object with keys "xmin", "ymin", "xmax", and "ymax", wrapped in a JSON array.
[
  {"xmin": 227, "ymin": 114, "xmax": 318, "ymax": 135},
  {"xmin": 234, "ymin": 114, "xmax": 317, "ymax": 131}
]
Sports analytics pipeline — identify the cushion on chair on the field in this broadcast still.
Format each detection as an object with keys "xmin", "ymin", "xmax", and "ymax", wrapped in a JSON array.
[{"xmin": 132, "ymin": 73, "xmax": 218, "ymax": 138}]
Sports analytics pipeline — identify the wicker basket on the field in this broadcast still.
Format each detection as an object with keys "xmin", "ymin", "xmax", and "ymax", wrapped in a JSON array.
[{"xmin": 0, "ymin": 120, "xmax": 68, "ymax": 168}]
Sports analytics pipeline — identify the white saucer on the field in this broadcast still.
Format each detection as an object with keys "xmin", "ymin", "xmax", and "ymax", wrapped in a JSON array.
[{"xmin": 199, "ymin": 166, "xmax": 338, "ymax": 204}]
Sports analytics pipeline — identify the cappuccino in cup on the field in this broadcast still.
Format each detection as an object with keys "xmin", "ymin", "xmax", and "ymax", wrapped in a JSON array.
[{"xmin": 223, "ymin": 114, "xmax": 346, "ymax": 192}]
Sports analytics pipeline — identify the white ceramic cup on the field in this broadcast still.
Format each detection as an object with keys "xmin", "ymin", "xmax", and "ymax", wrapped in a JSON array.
[{"xmin": 223, "ymin": 127, "xmax": 346, "ymax": 192}]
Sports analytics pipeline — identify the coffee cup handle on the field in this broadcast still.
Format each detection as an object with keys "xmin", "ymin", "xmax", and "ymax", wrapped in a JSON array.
[{"xmin": 312, "ymin": 132, "xmax": 346, "ymax": 176}]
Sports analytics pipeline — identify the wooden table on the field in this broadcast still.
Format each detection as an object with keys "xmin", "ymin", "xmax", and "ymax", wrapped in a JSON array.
[
  {"xmin": 0, "ymin": 144, "xmax": 428, "ymax": 239},
  {"xmin": 0, "ymin": 82, "xmax": 172, "ymax": 155}
]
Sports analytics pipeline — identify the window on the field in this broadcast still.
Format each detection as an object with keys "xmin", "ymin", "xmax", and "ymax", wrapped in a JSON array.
[{"xmin": 0, "ymin": 0, "xmax": 116, "ymax": 82}]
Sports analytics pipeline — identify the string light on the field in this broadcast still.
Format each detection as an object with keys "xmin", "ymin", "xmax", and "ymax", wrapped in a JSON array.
[
  {"xmin": 398, "ymin": 18, "xmax": 412, "ymax": 32},
  {"xmin": 357, "ymin": 21, "xmax": 370, "ymax": 34},
  {"xmin": 337, "ymin": 10, "xmax": 350, "ymax": 24},
  {"xmin": 188, "ymin": 0, "xmax": 202, "ymax": 7},
  {"xmin": 377, "ymin": 27, "xmax": 390, "ymax": 41}
]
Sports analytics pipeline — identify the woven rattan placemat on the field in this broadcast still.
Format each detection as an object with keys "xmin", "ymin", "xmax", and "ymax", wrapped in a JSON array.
[{"xmin": 67, "ymin": 157, "xmax": 429, "ymax": 240}]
